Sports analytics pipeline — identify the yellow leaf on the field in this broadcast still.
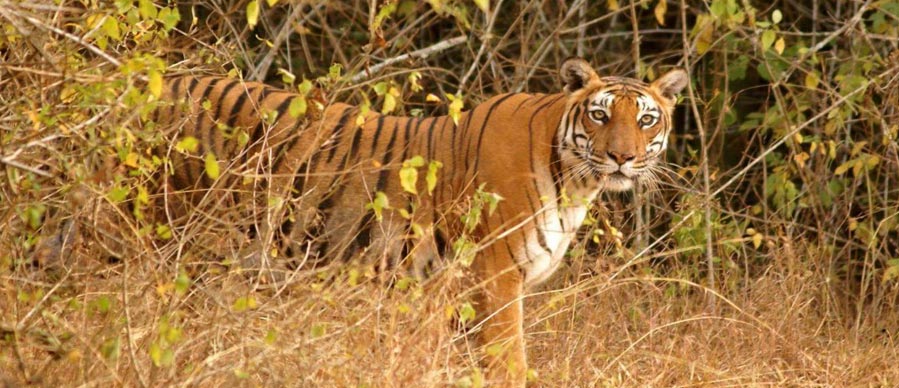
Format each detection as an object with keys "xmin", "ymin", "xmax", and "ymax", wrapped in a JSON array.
[
  {"xmin": 751, "ymin": 233, "xmax": 763, "ymax": 249},
  {"xmin": 834, "ymin": 161, "xmax": 852, "ymax": 176},
  {"xmin": 473, "ymin": 0, "xmax": 489, "ymax": 13},
  {"xmin": 607, "ymin": 0, "xmax": 619, "ymax": 11},
  {"xmin": 792, "ymin": 152, "xmax": 809, "ymax": 168},
  {"xmin": 654, "ymin": 0, "xmax": 667, "ymax": 26},
  {"xmin": 774, "ymin": 37, "xmax": 785, "ymax": 55},
  {"xmin": 148, "ymin": 70, "xmax": 163, "ymax": 98},
  {"xmin": 448, "ymin": 97, "xmax": 464, "ymax": 125},
  {"xmin": 246, "ymin": 0, "xmax": 260, "ymax": 28},
  {"xmin": 288, "ymin": 96, "xmax": 307, "ymax": 118},
  {"xmin": 266, "ymin": 0, "xmax": 278, "ymax": 6},
  {"xmin": 382, "ymin": 93, "xmax": 397, "ymax": 114},
  {"xmin": 426, "ymin": 93, "xmax": 442, "ymax": 103},
  {"xmin": 205, "ymin": 153, "xmax": 220, "ymax": 180},
  {"xmin": 124, "ymin": 152, "xmax": 139, "ymax": 168},
  {"xmin": 804, "ymin": 72, "xmax": 820, "ymax": 89},
  {"xmin": 399, "ymin": 165, "xmax": 418, "ymax": 195}
]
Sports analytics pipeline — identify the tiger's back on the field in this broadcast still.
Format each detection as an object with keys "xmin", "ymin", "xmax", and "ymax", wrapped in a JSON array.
[{"xmin": 154, "ymin": 75, "xmax": 569, "ymax": 276}]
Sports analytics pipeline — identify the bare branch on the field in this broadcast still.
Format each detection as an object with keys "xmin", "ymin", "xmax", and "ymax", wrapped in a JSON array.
[{"xmin": 348, "ymin": 35, "xmax": 468, "ymax": 84}]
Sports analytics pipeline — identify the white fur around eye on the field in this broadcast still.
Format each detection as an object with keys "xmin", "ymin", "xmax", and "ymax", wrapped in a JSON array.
[{"xmin": 589, "ymin": 110, "xmax": 608, "ymax": 123}]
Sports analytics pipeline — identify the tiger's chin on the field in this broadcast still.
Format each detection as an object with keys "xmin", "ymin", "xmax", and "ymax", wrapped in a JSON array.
[{"xmin": 599, "ymin": 172, "xmax": 636, "ymax": 192}]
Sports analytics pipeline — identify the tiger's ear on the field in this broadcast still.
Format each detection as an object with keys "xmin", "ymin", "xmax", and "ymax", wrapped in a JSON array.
[
  {"xmin": 651, "ymin": 68, "xmax": 688, "ymax": 101},
  {"xmin": 560, "ymin": 58, "xmax": 599, "ymax": 94}
]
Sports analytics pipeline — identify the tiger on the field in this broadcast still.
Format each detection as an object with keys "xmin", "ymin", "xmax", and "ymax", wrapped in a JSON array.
[{"xmin": 43, "ymin": 58, "xmax": 687, "ymax": 386}]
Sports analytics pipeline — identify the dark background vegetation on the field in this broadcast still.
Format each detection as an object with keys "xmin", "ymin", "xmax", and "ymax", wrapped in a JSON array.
[{"xmin": 2, "ymin": 0, "xmax": 898, "ymax": 386}]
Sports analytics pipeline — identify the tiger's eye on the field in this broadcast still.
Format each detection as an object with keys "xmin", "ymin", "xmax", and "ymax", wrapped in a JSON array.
[
  {"xmin": 639, "ymin": 114, "xmax": 656, "ymax": 126},
  {"xmin": 589, "ymin": 110, "xmax": 607, "ymax": 122}
]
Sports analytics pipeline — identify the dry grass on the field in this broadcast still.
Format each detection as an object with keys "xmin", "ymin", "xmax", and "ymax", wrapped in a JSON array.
[
  {"xmin": 3, "ymin": 0, "xmax": 899, "ymax": 387},
  {"xmin": 5, "ymin": 234, "xmax": 899, "ymax": 386}
]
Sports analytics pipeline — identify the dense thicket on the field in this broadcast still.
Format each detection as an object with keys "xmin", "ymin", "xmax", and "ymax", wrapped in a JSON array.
[{"xmin": 2, "ymin": 1, "xmax": 898, "ymax": 386}]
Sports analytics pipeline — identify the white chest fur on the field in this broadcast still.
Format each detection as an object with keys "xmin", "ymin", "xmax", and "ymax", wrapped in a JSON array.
[{"xmin": 521, "ymin": 189, "xmax": 598, "ymax": 286}]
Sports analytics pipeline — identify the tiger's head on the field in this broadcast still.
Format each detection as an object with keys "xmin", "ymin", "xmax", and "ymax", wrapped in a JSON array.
[{"xmin": 557, "ymin": 58, "xmax": 688, "ymax": 192}]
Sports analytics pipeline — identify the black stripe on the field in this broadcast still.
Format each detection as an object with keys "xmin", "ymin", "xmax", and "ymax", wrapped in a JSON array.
[
  {"xmin": 209, "ymin": 79, "xmax": 242, "ymax": 156},
  {"xmin": 398, "ymin": 117, "xmax": 417, "ymax": 168},
  {"xmin": 424, "ymin": 117, "xmax": 439, "ymax": 162},
  {"xmin": 223, "ymin": 85, "xmax": 258, "ymax": 160},
  {"xmin": 248, "ymin": 87, "xmax": 276, "ymax": 143},
  {"xmin": 527, "ymin": 94, "xmax": 566, "ymax": 198},
  {"xmin": 471, "ymin": 93, "xmax": 517, "ymax": 173},
  {"xmin": 369, "ymin": 115, "xmax": 388, "ymax": 156},
  {"xmin": 311, "ymin": 108, "xmax": 362, "ymax": 222},
  {"xmin": 183, "ymin": 78, "xmax": 209, "ymax": 187},
  {"xmin": 375, "ymin": 120, "xmax": 400, "ymax": 191},
  {"xmin": 549, "ymin": 131, "xmax": 564, "ymax": 199},
  {"xmin": 352, "ymin": 213, "xmax": 375, "ymax": 259},
  {"xmin": 266, "ymin": 97, "xmax": 300, "ymax": 173},
  {"xmin": 224, "ymin": 84, "xmax": 250, "ymax": 129},
  {"xmin": 291, "ymin": 107, "xmax": 354, "ymax": 197},
  {"xmin": 326, "ymin": 109, "xmax": 354, "ymax": 163},
  {"xmin": 511, "ymin": 94, "xmax": 532, "ymax": 114}
]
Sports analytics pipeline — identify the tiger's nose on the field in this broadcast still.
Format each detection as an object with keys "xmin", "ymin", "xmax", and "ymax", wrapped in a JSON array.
[{"xmin": 607, "ymin": 151, "xmax": 636, "ymax": 165}]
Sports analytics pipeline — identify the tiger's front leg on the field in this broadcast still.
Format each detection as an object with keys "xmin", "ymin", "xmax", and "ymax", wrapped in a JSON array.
[{"xmin": 473, "ymin": 244, "xmax": 528, "ymax": 387}]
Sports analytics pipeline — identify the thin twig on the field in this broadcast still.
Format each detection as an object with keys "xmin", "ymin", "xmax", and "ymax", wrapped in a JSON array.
[
  {"xmin": 679, "ymin": 0, "xmax": 716, "ymax": 310},
  {"xmin": 253, "ymin": 2, "xmax": 326, "ymax": 80},
  {"xmin": 457, "ymin": 0, "xmax": 504, "ymax": 93},
  {"xmin": 17, "ymin": 12, "xmax": 122, "ymax": 69},
  {"xmin": 347, "ymin": 35, "xmax": 468, "ymax": 84}
]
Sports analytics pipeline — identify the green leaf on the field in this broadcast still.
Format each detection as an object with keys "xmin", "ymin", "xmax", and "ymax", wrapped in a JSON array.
[
  {"xmin": 297, "ymin": 78, "xmax": 313, "ymax": 95},
  {"xmin": 204, "ymin": 152, "xmax": 220, "ymax": 180},
  {"xmin": 310, "ymin": 323, "xmax": 325, "ymax": 338},
  {"xmin": 277, "ymin": 68, "xmax": 296, "ymax": 84},
  {"xmin": 365, "ymin": 191, "xmax": 390, "ymax": 221},
  {"xmin": 102, "ymin": 17, "xmax": 121, "ymax": 41},
  {"xmin": 372, "ymin": 2, "xmax": 398, "ymax": 32},
  {"xmin": 138, "ymin": 0, "xmax": 157, "ymax": 19},
  {"xmin": 458, "ymin": 302, "xmax": 476, "ymax": 324},
  {"xmin": 175, "ymin": 136, "xmax": 199, "ymax": 153},
  {"xmin": 158, "ymin": 7, "xmax": 180, "ymax": 32},
  {"xmin": 246, "ymin": 0, "xmax": 260, "ymax": 28},
  {"xmin": 108, "ymin": 186, "xmax": 129, "ymax": 203},
  {"xmin": 100, "ymin": 337, "xmax": 120, "ymax": 361},
  {"xmin": 329, "ymin": 63, "xmax": 342, "ymax": 80},
  {"xmin": 232, "ymin": 296, "xmax": 257, "ymax": 312},
  {"xmin": 288, "ymin": 96, "xmax": 307, "ymax": 118},
  {"xmin": 373, "ymin": 81, "xmax": 388, "ymax": 96},
  {"xmin": 155, "ymin": 224, "xmax": 172, "ymax": 240},
  {"xmin": 174, "ymin": 271, "xmax": 190, "ymax": 294},
  {"xmin": 399, "ymin": 165, "xmax": 419, "ymax": 195},
  {"xmin": 804, "ymin": 71, "xmax": 820, "ymax": 89},
  {"xmin": 760, "ymin": 30, "xmax": 776, "ymax": 51}
]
